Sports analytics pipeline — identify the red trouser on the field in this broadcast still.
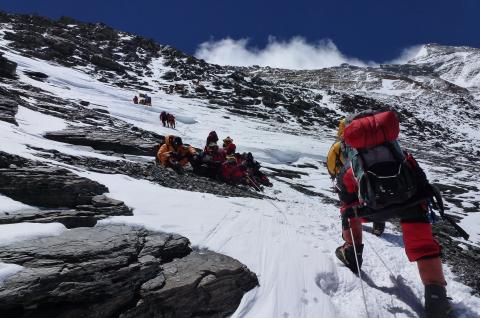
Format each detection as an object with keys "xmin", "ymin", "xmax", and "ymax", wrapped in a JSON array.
[
  {"xmin": 341, "ymin": 215, "xmax": 441, "ymax": 261},
  {"xmin": 339, "ymin": 167, "xmax": 441, "ymax": 262}
]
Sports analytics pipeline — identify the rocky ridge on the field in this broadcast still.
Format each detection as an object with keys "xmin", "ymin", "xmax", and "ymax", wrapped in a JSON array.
[{"xmin": 0, "ymin": 10, "xmax": 479, "ymax": 313}]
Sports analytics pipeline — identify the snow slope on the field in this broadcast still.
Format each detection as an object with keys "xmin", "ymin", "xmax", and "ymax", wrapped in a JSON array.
[{"xmin": 1, "ymin": 44, "xmax": 480, "ymax": 318}]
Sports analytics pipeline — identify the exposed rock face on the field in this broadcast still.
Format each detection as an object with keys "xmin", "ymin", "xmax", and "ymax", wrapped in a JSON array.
[
  {"xmin": 0, "ymin": 166, "xmax": 108, "ymax": 207},
  {"xmin": 45, "ymin": 127, "xmax": 163, "ymax": 156},
  {"xmin": 0, "ymin": 152, "xmax": 132, "ymax": 228},
  {"xmin": 0, "ymin": 194, "xmax": 132, "ymax": 229},
  {"xmin": 0, "ymin": 86, "xmax": 20, "ymax": 125},
  {"xmin": 0, "ymin": 224, "xmax": 258, "ymax": 318},
  {"xmin": 0, "ymin": 53, "xmax": 17, "ymax": 78}
]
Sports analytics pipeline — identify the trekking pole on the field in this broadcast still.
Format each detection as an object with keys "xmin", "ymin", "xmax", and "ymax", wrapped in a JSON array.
[
  {"xmin": 246, "ymin": 175, "xmax": 262, "ymax": 192},
  {"xmin": 350, "ymin": 209, "xmax": 370, "ymax": 318},
  {"xmin": 431, "ymin": 186, "xmax": 470, "ymax": 240}
]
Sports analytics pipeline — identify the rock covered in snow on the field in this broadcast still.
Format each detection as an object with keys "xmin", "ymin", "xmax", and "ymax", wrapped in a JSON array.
[{"xmin": 0, "ymin": 224, "xmax": 258, "ymax": 318}]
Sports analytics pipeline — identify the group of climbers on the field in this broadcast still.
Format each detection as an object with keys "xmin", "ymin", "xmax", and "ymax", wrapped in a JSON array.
[
  {"xmin": 156, "ymin": 131, "xmax": 271, "ymax": 189},
  {"xmin": 133, "ymin": 93, "xmax": 152, "ymax": 106},
  {"xmin": 160, "ymin": 111, "xmax": 176, "ymax": 128},
  {"xmin": 327, "ymin": 110, "xmax": 454, "ymax": 318}
]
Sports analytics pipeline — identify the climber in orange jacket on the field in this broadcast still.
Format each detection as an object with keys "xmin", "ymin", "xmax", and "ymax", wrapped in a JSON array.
[{"xmin": 157, "ymin": 135, "xmax": 197, "ymax": 173}]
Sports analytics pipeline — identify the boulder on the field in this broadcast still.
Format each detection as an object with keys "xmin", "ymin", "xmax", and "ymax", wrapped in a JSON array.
[
  {"xmin": 0, "ymin": 53, "xmax": 17, "ymax": 78},
  {"xmin": 0, "ymin": 225, "xmax": 258, "ymax": 318},
  {"xmin": 122, "ymin": 250, "xmax": 259, "ymax": 318}
]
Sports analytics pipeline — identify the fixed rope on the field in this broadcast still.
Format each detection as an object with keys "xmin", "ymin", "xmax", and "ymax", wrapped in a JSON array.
[
  {"xmin": 350, "ymin": 211, "xmax": 370, "ymax": 318},
  {"xmin": 246, "ymin": 175, "xmax": 289, "ymax": 225}
]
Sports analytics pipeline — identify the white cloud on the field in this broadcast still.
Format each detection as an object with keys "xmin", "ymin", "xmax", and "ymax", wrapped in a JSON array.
[
  {"xmin": 387, "ymin": 45, "xmax": 425, "ymax": 64},
  {"xmin": 195, "ymin": 36, "xmax": 424, "ymax": 70},
  {"xmin": 195, "ymin": 36, "xmax": 371, "ymax": 70}
]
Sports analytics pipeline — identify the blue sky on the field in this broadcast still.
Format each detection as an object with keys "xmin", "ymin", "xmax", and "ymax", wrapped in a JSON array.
[{"xmin": 0, "ymin": 0, "xmax": 476, "ymax": 65}]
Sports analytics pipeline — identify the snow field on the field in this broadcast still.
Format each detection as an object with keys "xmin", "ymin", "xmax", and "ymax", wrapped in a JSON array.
[{"xmin": 0, "ymin": 46, "xmax": 479, "ymax": 317}]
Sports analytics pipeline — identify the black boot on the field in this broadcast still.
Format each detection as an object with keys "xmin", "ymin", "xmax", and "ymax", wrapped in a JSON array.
[
  {"xmin": 372, "ymin": 221, "xmax": 385, "ymax": 236},
  {"xmin": 335, "ymin": 243, "xmax": 364, "ymax": 274},
  {"xmin": 425, "ymin": 284, "xmax": 453, "ymax": 318}
]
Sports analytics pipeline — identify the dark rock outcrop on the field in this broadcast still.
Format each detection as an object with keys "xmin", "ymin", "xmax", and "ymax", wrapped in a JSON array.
[
  {"xmin": 0, "ymin": 53, "xmax": 17, "ymax": 78},
  {"xmin": 24, "ymin": 70, "xmax": 49, "ymax": 81},
  {"xmin": 45, "ymin": 127, "xmax": 163, "ymax": 156},
  {"xmin": 0, "ymin": 165, "xmax": 108, "ymax": 208},
  {"xmin": 90, "ymin": 54, "xmax": 125, "ymax": 73},
  {"xmin": 0, "ymin": 152, "xmax": 132, "ymax": 228},
  {"xmin": 0, "ymin": 224, "xmax": 258, "ymax": 318},
  {"xmin": 0, "ymin": 89, "xmax": 19, "ymax": 125}
]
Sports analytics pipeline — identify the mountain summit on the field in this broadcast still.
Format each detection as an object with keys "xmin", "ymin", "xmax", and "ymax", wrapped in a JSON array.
[{"xmin": 1, "ymin": 12, "xmax": 479, "ymax": 318}]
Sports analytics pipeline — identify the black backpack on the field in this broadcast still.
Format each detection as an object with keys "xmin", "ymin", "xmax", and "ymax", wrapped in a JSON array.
[{"xmin": 346, "ymin": 142, "xmax": 419, "ymax": 211}]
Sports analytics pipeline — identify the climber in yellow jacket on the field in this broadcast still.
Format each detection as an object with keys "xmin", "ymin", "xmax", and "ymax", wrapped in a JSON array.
[{"xmin": 157, "ymin": 135, "xmax": 197, "ymax": 173}]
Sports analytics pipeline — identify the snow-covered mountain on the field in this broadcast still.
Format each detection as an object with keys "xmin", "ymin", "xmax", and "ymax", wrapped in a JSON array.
[{"xmin": 1, "ymin": 12, "xmax": 479, "ymax": 318}]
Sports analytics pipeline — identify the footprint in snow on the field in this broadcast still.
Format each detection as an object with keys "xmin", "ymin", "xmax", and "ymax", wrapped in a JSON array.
[{"xmin": 315, "ymin": 271, "xmax": 339, "ymax": 295}]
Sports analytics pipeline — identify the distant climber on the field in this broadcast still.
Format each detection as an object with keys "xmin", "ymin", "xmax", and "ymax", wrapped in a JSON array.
[
  {"xmin": 133, "ymin": 95, "xmax": 138, "ymax": 104},
  {"xmin": 205, "ymin": 131, "xmax": 219, "ymax": 151},
  {"xmin": 242, "ymin": 152, "xmax": 272, "ymax": 187},
  {"xmin": 156, "ymin": 135, "xmax": 196, "ymax": 174},
  {"xmin": 331, "ymin": 111, "xmax": 452, "ymax": 318},
  {"xmin": 220, "ymin": 154, "xmax": 248, "ymax": 185},
  {"xmin": 222, "ymin": 136, "xmax": 236, "ymax": 156},
  {"xmin": 145, "ymin": 95, "xmax": 152, "ymax": 106},
  {"xmin": 191, "ymin": 142, "xmax": 226, "ymax": 179},
  {"xmin": 160, "ymin": 111, "xmax": 167, "ymax": 127},
  {"xmin": 167, "ymin": 113, "xmax": 176, "ymax": 128},
  {"xmin": 139, "ymin": 93, "xmax": 146, "ymax": 105}
]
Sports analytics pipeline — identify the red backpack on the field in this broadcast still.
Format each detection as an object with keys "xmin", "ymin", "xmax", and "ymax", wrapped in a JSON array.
[{"xmin": 343, "ymin": 110, "xmax": 418, "ymax": 211}]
